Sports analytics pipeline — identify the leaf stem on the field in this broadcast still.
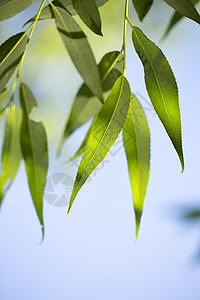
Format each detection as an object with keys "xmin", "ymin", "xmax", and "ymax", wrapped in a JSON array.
[
  {"xmin": 17, "ymin": 0, "xmax": 47, "ymax": 78},
  {"xmin": 122, "ymin": 0, "xmax": 129, "ymax": 76}
]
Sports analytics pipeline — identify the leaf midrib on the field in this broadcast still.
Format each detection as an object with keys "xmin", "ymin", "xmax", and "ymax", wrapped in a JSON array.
[
  {"xmin": 21, "ymin": 86, "xmax": 39, "ymax": 201},
  {"xmin": 132, "ymin": 27, "xmax": 178, "ymax": 144},
  {"xmin": 73, "ymin": 76, "xmax": 125, "ymax": 196}
]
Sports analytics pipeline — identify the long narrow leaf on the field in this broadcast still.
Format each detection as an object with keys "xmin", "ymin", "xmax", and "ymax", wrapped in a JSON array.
[
  {"xmin": 123, "ymin": 93, "xmax": 150, "ymax": 238},
  {"xmin": 20, "ymin": 83, "xmax": 48, "ymax": 235},
  {"xmin": 132, "ymin": 26, "xmax": 184, "ymax": 171},
  {"xmin": 0, "ymin": 0, "xmax": 35, "ymax": 22},
  {"xmin": 163, "ymin": 0, "xmax": 199, "ymax": 37},
  {"xmin": 68, "ymin": 76, "xmax": 131, "ymax": 212},
  {"xmin": 0, "ymin": 33, "xmax": 27, "ymax": 94},
  {"xmin": 0, "ymin": 104, "xmax": 22, "ymax": 206},
  {"xmin": 53, "ymin": 5, "xmax": 103, "ymax": 101},
  {"xmin": 59, "ymin": 51, "xmax": 123, "ymax": 150},
  {"xmin": 163, "ymin": 0, "xmax": 200, "ymax": 24},
  {"xmin": 72, "ymin": 0, "xmax": 102, "ymax": 35}
]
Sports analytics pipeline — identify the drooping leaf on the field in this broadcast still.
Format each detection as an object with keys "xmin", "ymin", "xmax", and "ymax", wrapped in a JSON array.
[
  {"xmin": 123, "ymin": 93, "xmax": 150, "ymax": 238},
  {"xmin": 0, "ymin": 33, "xmax": 27, "ymax": 94},
  {"xmin": 163, "ymin": 0, "xmax": 200, "ymax": 24},
  {"xmin": 53, "ymin": 5, "xmax": 103, "ymax": 101},
  {"xmin": 72, "ymin": 0, "xmax": 102, "ymax": 35},
  {"xmin": 20, "ymin": 83, "xmax": 48, "ymax": 233},
  {"xmin": 163, "ymin": 0, "xmax": 199, "ymax": 37},
  {"xmin": 0, "ymin": 104, "xmax": 22, "ymax": 206},
  {"xmin": 132, "ymin": 0, "xmax": 154, "ymax": 21},
  {"xmin": 24, "ymin": 0, "xmax": 108, "ymax": 27},
  {"xmin": 59, "ymin": 51, "xmax": 123, "ymax": 150},
  {"xmin": 132, "ymin": 27, "xmax": 184, "ymax": 171},
  {"xmin": 0, "ymin": 0, "xmax": 35, "ymax": 22},
  {"xmin": 68, "ymin": 76, "xmax": 131, "ymax": 212},
  {"xmin": 0, "ymin": 88, "xmax": 10, "ymax": 117}
]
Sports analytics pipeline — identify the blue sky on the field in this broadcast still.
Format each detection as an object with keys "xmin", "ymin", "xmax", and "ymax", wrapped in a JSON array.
[{"xmin": 0, "ymin": 1, "xmax": 200, "ymax": 299}]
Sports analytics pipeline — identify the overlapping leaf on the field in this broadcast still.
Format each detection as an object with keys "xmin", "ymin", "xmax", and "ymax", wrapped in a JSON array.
[
  {"xmin": 20, "ymin": 83, "xmax": 48, "ymax": 233},
  {"xmin": 59, "ymin": 51, "xmax": 123, "ymax": 150},
  {"xmin": 0, "ymin": 104, "xmax": 22, "ymax": 206},
  {"xmin": 68, "ymin": 76, "xmax": 131, "ymax": 212},
  {"xmin": 25, "ymin": 0, "xmax": 108, "ymax": 25},
  {"xmin": 53, "ymin": 5, "xmax": 103, "ymax": 101},
  {"xmin": 72, "ymin": 0, "xmax": 102, "ymax": 35},
  {"xmin": 164, "ymin": 0, "xmax": 199, "ymax": 37},
  {"xmin": 163, "ymin": 0, "xmax": 200, "ymax": 24},
  {"xmin": 123, "ymin": 93, "xmax": 150, "ymax": 238},
  {"xmin": 0, "ymin": 32, "xmax": 27, "ymax": 94},
  {"xmin": 132, "ymin": 0, "xmax": 153, "ymax": 21},
  {"xmin": 132, "ymin": 26, "xmax": 184, "ymax": 170},
  {"xmin": 0, "ymin": 0, "xmax": 35, "ymax": 22}
]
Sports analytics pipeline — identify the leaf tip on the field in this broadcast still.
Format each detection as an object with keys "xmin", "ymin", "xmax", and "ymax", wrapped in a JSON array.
[{"xmin": 135, "ymin": 208, "xmax": 142, "ymax": 240}]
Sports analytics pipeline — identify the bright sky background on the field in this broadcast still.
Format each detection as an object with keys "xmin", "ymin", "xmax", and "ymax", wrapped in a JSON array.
[{"xmin": 0, "ymin": 1, "xmax": 200, "ymax": 299}]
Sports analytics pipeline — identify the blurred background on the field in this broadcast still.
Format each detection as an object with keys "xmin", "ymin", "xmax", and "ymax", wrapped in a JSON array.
[{"xmin": 0, "ymin": 0, "xmax": 200, "ymax": 299}]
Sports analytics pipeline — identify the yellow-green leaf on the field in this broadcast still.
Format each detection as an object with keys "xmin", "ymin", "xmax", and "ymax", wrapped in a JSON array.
[
  {"xmin": 0, "ymin": 104, "xmax": 22, "ymax": 206},
  {"xmin": 68, "ymin": 76, "xmax": 131, "ymax": 212},
  {"xmin": 123, "ymin": 93, "xmax": 150, "ymax": 238},
  {"xmin": 132, "ymin": 26, "xmax": 184, "ymax": 171},
  {"xmin": 20, "ymin": 83, "xmax": 48, "ymax": 234}
]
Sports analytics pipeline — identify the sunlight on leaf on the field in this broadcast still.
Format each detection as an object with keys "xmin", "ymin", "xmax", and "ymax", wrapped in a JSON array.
[
  {"xmin": 20, "ymin": 83, "xmax": 48, "ymax": 236},
  {"xmin": 123, "ymin": 93, "xmax": 150, "ymax": 238},
  {"xmin": 68, "ymin": 75, "xmax": 131, "ymax": 212},
  {"xmin": 132, "ymin": 26, "xmax": 184, "ymax": 171}
]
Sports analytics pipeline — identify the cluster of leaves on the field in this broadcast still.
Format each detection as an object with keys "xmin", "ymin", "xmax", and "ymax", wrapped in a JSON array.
[{"xmin": 0, "ymin": 0, "xmax": 199, "ymax": 238}]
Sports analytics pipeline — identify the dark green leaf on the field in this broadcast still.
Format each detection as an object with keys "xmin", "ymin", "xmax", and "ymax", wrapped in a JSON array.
[
  {"xmin": 24, "ymin": 0, "xmax": 108, "ymax": 25},
  {"xmin": 163, "ymin": 0, "xmax": 200, "ymax": 24},
  {"xmin": 0, "ymin": 0, "xmax": 35, "ymax": 21},
  {"xmin": 0, "ymin": 33, "xmax": 27, "ymax": 94},
  {"xmin": 0, "ymin": 104, "xmax": 22, "ymax": 206},
  {"xmin": 20, "ymin": 83, "xmax": 48, "ymax": 233},
  {"xmin": 163, "ymin": 0, "xmax": 199, "ymax": 37},
  {"xmin": 132, "ymin": 0, "xmax": 153, "ymax": 21},
  {"xmin": 53, "ymin": 5, "xmax": 103, "ymax": 101},
  {"xmin": 68, "ymin": 76, "xmax": 131, "ymax": 212},
  {"xmin": 59, "ymin": 51, "xmax": 123, "ymax": 150},
  {"xmin": 72, "ymin": 0, "xmax": 102, "ymax": 35},
  {"xmin": 132, "ymin": 26, "xmax": 184, "ymax": 171},
  {"xmin": 123, "ymin": 93, "xmax": 150, "ymax": 238}
]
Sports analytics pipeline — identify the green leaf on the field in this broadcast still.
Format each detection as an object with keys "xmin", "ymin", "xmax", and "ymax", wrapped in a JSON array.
[
  {"xmin": 163, "ymin": 0, "xmax": 199, "ymax": 37},
  {"xmin": 68, "ymin": 113, "xmax": 99, "ymax": 162},
  {"xmin": 24, "ymin": 0, "xmax": 108, "ymax": 26},
  {"xmin": 163, "ymin": 0, "xmax": 200, "ymax": 24},
  {"xmin": 123, "ymin": 93, "xmax": 150, "ymax": 238},
  {"xmin": 132, "ymin": 26, "xmax": 184, "ymax": 171},
  {"xmin": 53, "ymin": 5, "xmax": 103, "ymax": 101},
  {"xmin": 0, "ymin": 33, "xmax": 27, "ymax": 94},
  {"xmin": 0, "ymin": 0, "xmax": 35, "ymax": 21},
  {"xmin": 59, "ymin": 51, "xmax": 123, "ymax": 150},
  {"xmin": 20, "ymin": 83, "xmax": 48, "ymax": 233},
  {"xmin": 68, "ymin": 75, "xmax": 131, "ymax": 212},
  {"xmin": 72, "ymin": 0, "xmax": 102, "ymax": 36},
  {"xmin": 0, "ymin": 104, "xmax": 22, "ymax": 206},
  {"xmin": 132, "ymin": 0, "xmax": 154, "ymax": 21},
  {"xmin": 0, "ymin": 88, "xmax": 10, "ymax": 115}
]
